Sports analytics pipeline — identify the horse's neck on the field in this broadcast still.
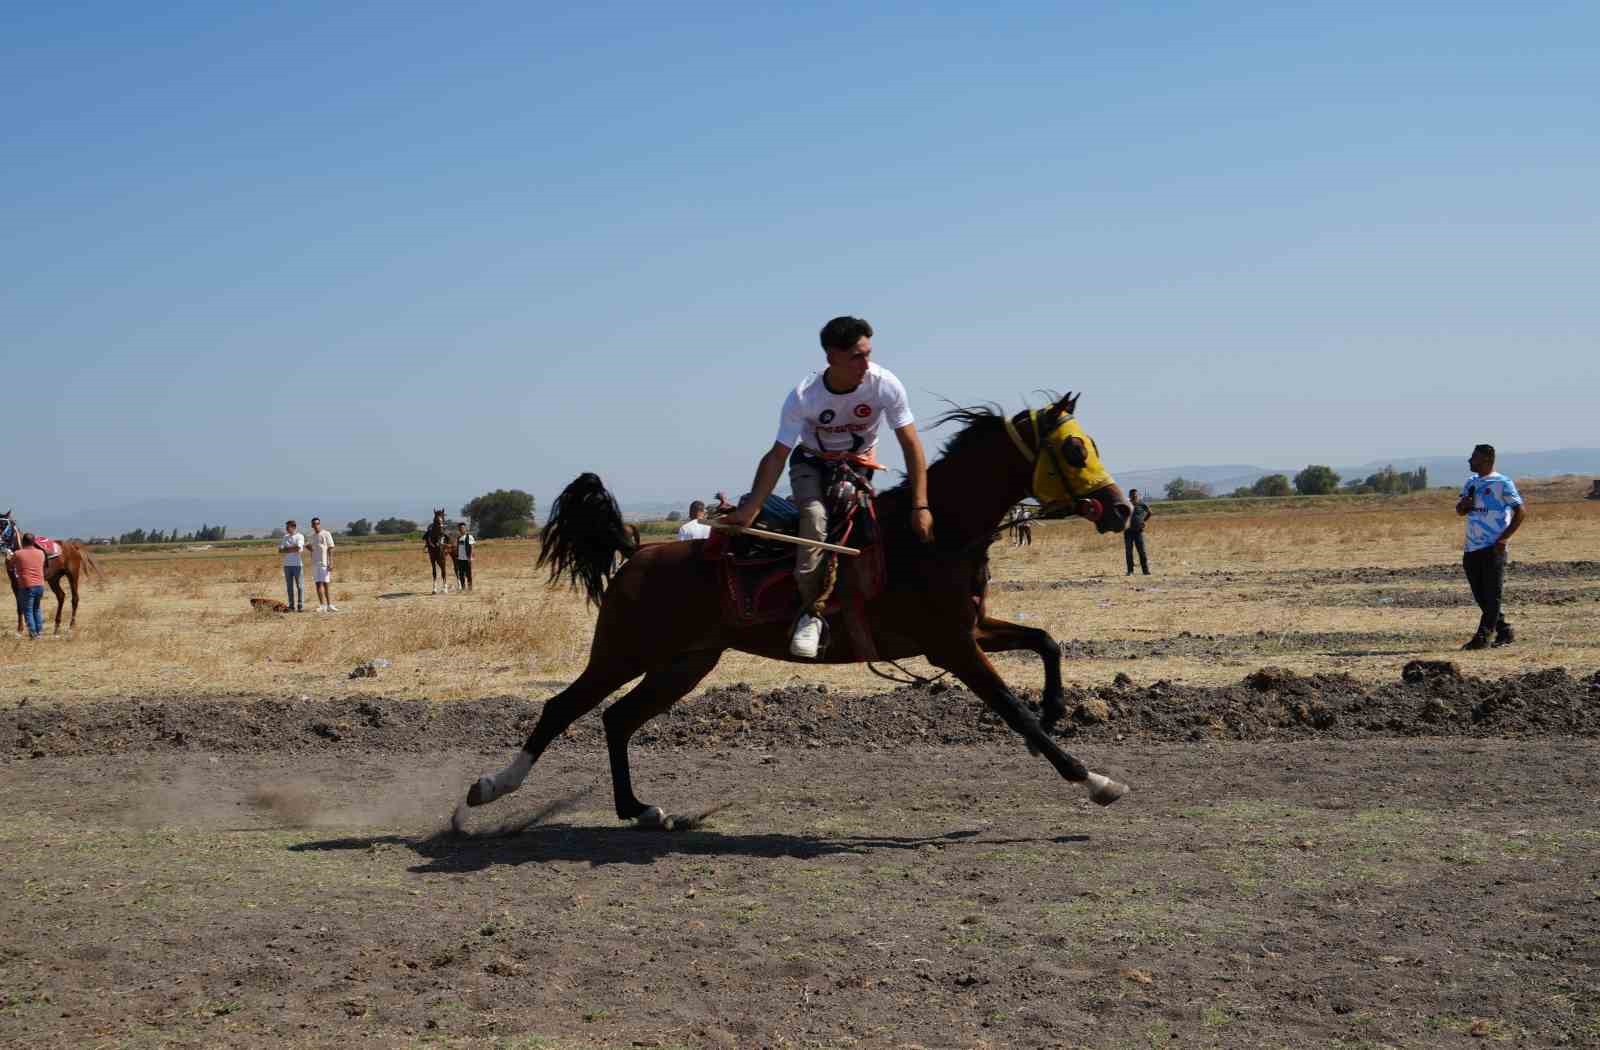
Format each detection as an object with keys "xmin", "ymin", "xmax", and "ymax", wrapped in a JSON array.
[{"xmin": 926, "ymin": 426, "xmax": 1031, "ymax": 547}]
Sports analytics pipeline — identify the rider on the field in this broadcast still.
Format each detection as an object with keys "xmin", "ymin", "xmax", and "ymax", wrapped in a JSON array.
[{"xmin": 723, "ymin": 316, "xmax": 933, "ymax": 658}]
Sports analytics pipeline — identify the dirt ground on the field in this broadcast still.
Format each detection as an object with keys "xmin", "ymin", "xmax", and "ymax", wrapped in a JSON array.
[{"xmin": 4, "ymin": 665, "xmax": 1599, "ymax": 1049}]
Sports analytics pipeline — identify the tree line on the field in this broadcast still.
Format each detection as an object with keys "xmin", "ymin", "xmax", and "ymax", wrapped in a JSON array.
[
  {"xmin": 115, "ymin": 524, "xmax": 228, "ymax": 544},
  {"xmin": 345, "ymin": 489, "xmax": 540, "ymax": 539},
  {"xmin": 1163, "ymin": 464, "xmax": 1430, "ymax": 501}
]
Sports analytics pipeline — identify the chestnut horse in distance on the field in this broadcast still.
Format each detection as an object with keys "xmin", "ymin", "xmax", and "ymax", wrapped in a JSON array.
[{"xmin": 2, "ymin": 511, "xmax": 102, "ymax": 635}]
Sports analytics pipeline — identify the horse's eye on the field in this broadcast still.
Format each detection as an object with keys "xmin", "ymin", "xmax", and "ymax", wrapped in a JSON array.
[{"xmin": 1062, "ymin": 436, "xmax": 1089, "ymax": 469}]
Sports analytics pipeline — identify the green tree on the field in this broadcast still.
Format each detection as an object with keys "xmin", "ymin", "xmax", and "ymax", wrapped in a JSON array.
[
  {"xmin": 347, "ymin": 518, "xmax": 371, "ymax": 537},
  {"xmin": 1164, "ymin": 476, "xmax": 1213, "ymax": 501},
  {"xmin": 461, "ymin": 489, "xmax": 538, "ymax": 539},
  {"xmin": 1293, "ymin": 465, "xmax": 1341, "ymax": 495},
  {"xmin": 374, "ymin": 517, "xmax": 419, "ymax": 535},
  {"xmin": 1250, "ymin": 473, "xmax": 1293, "ymax": 497},
  {"xmin": 1230, "ymin": 486, "xmax": 1254, "ymax": 498}
]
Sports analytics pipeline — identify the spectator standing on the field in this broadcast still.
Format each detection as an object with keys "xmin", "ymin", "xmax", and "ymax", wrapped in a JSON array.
[
  {"xmin": 676, "ymin": 500, "xmax": 712, "ymax": 541},
  {"xmin": 279, "ymin": 519, "xmax": 306, "ymax": 612},
  {"xmin": 10, "ymin": 534, "xmax": 46, "ymax": 639},
  {"xmin": 453, "ymin": 522, "xmax": 475, "ymax": 592},
  {"xmin": 1124, "ymin": 488, "xmax": 1152, "ymax": 575},
  {"xmin": 1456, "ymin": 444, "xmax": 1526, "ymax": 649},
  {"xmin": 309, "ymin": 517, "xmax": 337, "ymax": 612}
]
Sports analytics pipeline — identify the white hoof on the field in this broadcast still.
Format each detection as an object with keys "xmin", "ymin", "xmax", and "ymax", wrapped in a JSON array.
[
  {"xmin": 634, "ymin": 806, "xmax": 672, "ymax": 830},
  {"xmin": 1085, "ymin": 771, "xmax": 1128, "ymax": 806}
]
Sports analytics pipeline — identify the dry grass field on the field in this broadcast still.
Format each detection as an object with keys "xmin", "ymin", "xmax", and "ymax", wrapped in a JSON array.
[{"xmin": 4, "ymin": 479, "xmax": 1596, "ymax": 705}]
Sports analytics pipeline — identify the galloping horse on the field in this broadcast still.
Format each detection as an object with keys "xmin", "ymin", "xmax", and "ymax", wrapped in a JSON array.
[
  {"xmin": 465, "ymin": 393, "xmax": 1133, "ymax": 827},
  {"xmin": 423, "ymin": 510, "xmax": 454, "ymax": 594},
  {"xmin": 2, "ymin": 511, "xmax": 102, "ymax": 635}
]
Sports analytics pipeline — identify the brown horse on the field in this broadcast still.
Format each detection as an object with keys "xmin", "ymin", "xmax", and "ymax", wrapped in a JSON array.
[
  {"xmin": 464, "ymin": 393, "xmax": 1133, "ymax": 827},
  {"xmin": 424, "ymin": 509, "xmax": 453, "ymax": 594},
  {"xmin": 3, "ymin": 513, "xmax": 102, "ymax": 635}
]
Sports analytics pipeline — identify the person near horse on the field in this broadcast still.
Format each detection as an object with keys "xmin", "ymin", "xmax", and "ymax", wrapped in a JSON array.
[
  {"xmin": 9, "ymin": 534, "xmax": 46, "ymax": 639},
  {"xmin": 453, "ymin": 521, "xmax": 475, "ymax": 592},
  {"xmin": 723, "ymin": 316, "xmax": 932, "ymax": 659},
  {"xmin": 675, "ymin": 501, "xmax": 712, "ymax": 541},
  {"xmin": 1456, "ymin": 443, "xmax": 1525, "ymax": 650},
  {"xmin": 309, "ymin": 517, "xmax": 338, "ymax": 612},
  {"xmin": 279, "ymin": 519, "xmax": 306, "ymax": 612},
  {"xmin": 1124, "ymin": 488, "xmax": 1152, "ymax": 575}
]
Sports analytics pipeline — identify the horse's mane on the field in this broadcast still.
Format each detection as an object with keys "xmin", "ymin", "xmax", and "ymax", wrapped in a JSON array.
[{"xmin": 877, "ymin": 402, "xmax": 1007, "ymax": 501}]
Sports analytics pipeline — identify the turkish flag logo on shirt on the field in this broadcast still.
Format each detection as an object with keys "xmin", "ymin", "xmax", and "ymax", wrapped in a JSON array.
[{"xmin": 853, "ymin": 404, "xmax": 871, "ymax": 418}]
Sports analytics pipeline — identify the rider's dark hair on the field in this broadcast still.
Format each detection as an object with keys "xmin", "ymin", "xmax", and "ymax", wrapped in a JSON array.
[
  {"xmin": 1473, "ymin": 443, "xmax": 1496, "ymax": 460},
  {"xmin": 689, "ymin": 500, "xmax": 706, "ymax": 516},
  {"xmin": 819, "ymin": 316, "xmax": 873, "ymax": 352},
  {"xmin": 21, "ymin": 533, "xmax": 36, "ymax": 548}
]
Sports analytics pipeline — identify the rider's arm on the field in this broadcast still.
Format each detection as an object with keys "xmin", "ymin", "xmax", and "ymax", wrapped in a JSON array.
[
  {"xmin": 894, "ymin": 423, "xmax": 934, "ymax": 542},
  {"xmin": 729, "ymin": 442, "xmax": 791, "ymax": 527}
]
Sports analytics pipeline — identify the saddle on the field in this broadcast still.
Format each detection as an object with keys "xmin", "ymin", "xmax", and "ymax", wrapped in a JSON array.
[
  {"xmin": 703, "ymin": 455, "xmax": 887, "ymax": 658},
  {"xmin": 35, "ymin": 536, "xmax": 60, "ymax": 561}
]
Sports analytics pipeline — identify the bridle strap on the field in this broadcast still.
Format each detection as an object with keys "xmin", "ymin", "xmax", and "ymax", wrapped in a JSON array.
[{"xmin": 1003, "ymin": 411, "xmax": 1039, "ymax": 464}]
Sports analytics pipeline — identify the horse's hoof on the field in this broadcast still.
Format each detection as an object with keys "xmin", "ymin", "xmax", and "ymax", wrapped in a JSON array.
[
  {"xmin": 466, "ymin": 776, "xmax": 496, "ymax": 808},
  {"xmin": 1087, "ymin": 775, "xmax": 1128, "ymax": 807},
  {"xmin": 633, "ymin": 806, "xmax": 670, "ymax": 830}
]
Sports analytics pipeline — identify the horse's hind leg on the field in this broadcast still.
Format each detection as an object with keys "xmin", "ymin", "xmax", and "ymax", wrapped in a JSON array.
[
  {"xmin": 976, "ymin": 616, "xmax": 1067, "ymax": 729},
  {"xmin": 49, "ymin": 574, "xmax": 69, "ymax": 635},
  {"xmin": 465, "ymin": 656, "xmax": 644, "ymax": 807},
  {"xmin": 601, "ymin": 649, "xmax": 723, "ymax": 823}
]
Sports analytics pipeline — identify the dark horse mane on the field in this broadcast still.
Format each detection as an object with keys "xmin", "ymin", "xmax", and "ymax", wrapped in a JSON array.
[{"xmin": 878, "ymin": 402, "xmax": 1007, "ymax": 500}]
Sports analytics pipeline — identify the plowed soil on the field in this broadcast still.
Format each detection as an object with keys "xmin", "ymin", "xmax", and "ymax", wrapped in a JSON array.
[{"xmin": 4, "ymin": 665, "xmax": 1600, "ymax": 1048}]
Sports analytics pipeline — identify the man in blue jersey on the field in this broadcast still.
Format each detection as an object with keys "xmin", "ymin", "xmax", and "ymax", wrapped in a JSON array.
[
  {"xmin": 724, "ymin": 316, "xmax": 933, "ymax": 659},
  {"xmin": 1455, "ymin": 444, "xmax": 1526, "ymax": 650}
]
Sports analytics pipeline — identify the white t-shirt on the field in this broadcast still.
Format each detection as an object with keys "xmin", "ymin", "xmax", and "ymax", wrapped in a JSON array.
[
  {"xmin": 310, "ymin": 529, "xmax": 334, "ymax": 569},
  {"xmin": 455, "ymin": 533, "xmax": 475, "ymax": 560},
  {"xmin": 279, "ymin": 531, "xmax": 305, "ymax": 568},
  {"xmin": 676, "ymin": 519, "xmax": 712, "ymax": 541},
  {"xmin": 775, "ymin": 362, "xmax": 914, "ymax": 456}
]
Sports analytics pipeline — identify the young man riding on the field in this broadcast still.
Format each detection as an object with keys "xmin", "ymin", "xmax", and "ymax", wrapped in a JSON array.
[{"xmin": 723, "ymin": 316, "xmax": 933, "ymax": 658}]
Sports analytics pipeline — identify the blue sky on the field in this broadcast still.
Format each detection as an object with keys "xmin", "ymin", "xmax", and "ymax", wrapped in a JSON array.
[{"xmin": 6, "ymin": 2, "xmax": 1596, "ymax": 522}]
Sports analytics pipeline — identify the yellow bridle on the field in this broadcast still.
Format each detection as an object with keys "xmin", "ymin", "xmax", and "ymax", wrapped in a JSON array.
[{"xmin": 1003, "ymin": 410, "xmax": 1115, "ymax": 508}]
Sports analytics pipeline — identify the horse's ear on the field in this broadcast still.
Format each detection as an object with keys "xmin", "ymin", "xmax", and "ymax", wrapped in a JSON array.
[{"xmin": 1051, "ymin": 391, "xmax": 1080, "ymax": 416}]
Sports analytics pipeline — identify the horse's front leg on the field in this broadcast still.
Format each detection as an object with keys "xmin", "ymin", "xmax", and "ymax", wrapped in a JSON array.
[
  {"xmin": 928, "ymin": 636, "xmax": 1126, "ymax": 805},
  {"xmin": 976, "ymin": 615, "xmax": 1067, "ymax": 730}
]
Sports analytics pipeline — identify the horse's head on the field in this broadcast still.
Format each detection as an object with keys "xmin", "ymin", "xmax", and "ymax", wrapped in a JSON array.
[
  {"xmin": 433, "ymin": 509, "xmax": 446, "ymax": 522},
  {"xmin": 1013, "ymin": 392, "xmax": 1131, "ymax": 534}
]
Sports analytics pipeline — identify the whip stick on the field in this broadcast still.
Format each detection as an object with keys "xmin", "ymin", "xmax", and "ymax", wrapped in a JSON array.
[{"xmin": 708, "ymin": 522, "xmax": 861, "ymax": 556}]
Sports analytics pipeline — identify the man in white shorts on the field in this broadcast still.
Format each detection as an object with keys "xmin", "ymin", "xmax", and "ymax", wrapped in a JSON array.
[
  {"xmin": 309, "ymin": 516, "xmax": 337, "ymax": 612},
  {"xmin": 723, "ymin": 316, "xmax": 933, "ymax": 658}
]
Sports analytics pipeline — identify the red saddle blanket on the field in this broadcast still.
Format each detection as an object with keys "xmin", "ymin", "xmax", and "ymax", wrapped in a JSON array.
[
  {"xmin": 702, "ymin": 530, "xmax": 886, "ymax": 652},
  {"xmin": 34, "ymin": 537, "xmax": 60, "ymax": 559}
]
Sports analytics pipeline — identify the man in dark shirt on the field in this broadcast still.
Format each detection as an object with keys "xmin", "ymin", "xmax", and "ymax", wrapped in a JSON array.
[{"xmin": 1125, "ymin": 488, "xmax": 1152, "ymax": 575}]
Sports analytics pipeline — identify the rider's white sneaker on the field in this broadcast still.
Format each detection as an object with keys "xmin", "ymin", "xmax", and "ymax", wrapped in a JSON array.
[
  {"xmin": 327, "ymin": 604, "xmax": 340, "ymax": 612},
  {"xmin": 789, "ymin": 614, "xmax": 823, "ymax": 659}
]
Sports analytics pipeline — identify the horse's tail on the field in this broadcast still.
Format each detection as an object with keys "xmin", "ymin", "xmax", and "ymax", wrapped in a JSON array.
[
  {"xmin": 536, "ymin": 473, "xmax": 637, "ymax": 607},
  {"xmin": 72, "ymin": 543, "xmax": 104, "ymax": 581}
]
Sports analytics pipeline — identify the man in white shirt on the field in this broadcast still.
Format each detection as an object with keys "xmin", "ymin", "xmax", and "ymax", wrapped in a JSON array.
[
  {"xmin": 676, "ymin": 501, "xmax": 712, "ymax": 541},
  {"xmin": 453, "ymin": 522, "xmax": 476, "ymax": 592},
  {"xmin": 723, "ymin": 316, "xmax": 932, "ymax": 658},
  {"xmin": 278, "ymin": 519, "xmax": 306, "ymax": 612},
  {"xmin": 309, "ymin": 517, "xmax": 337, "ymax": 612}
]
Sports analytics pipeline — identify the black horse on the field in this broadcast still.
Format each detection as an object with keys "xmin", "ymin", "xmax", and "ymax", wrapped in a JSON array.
[{"xmin": 466, "ymin": 393, "xmax": 1132, "ymax": 827}]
